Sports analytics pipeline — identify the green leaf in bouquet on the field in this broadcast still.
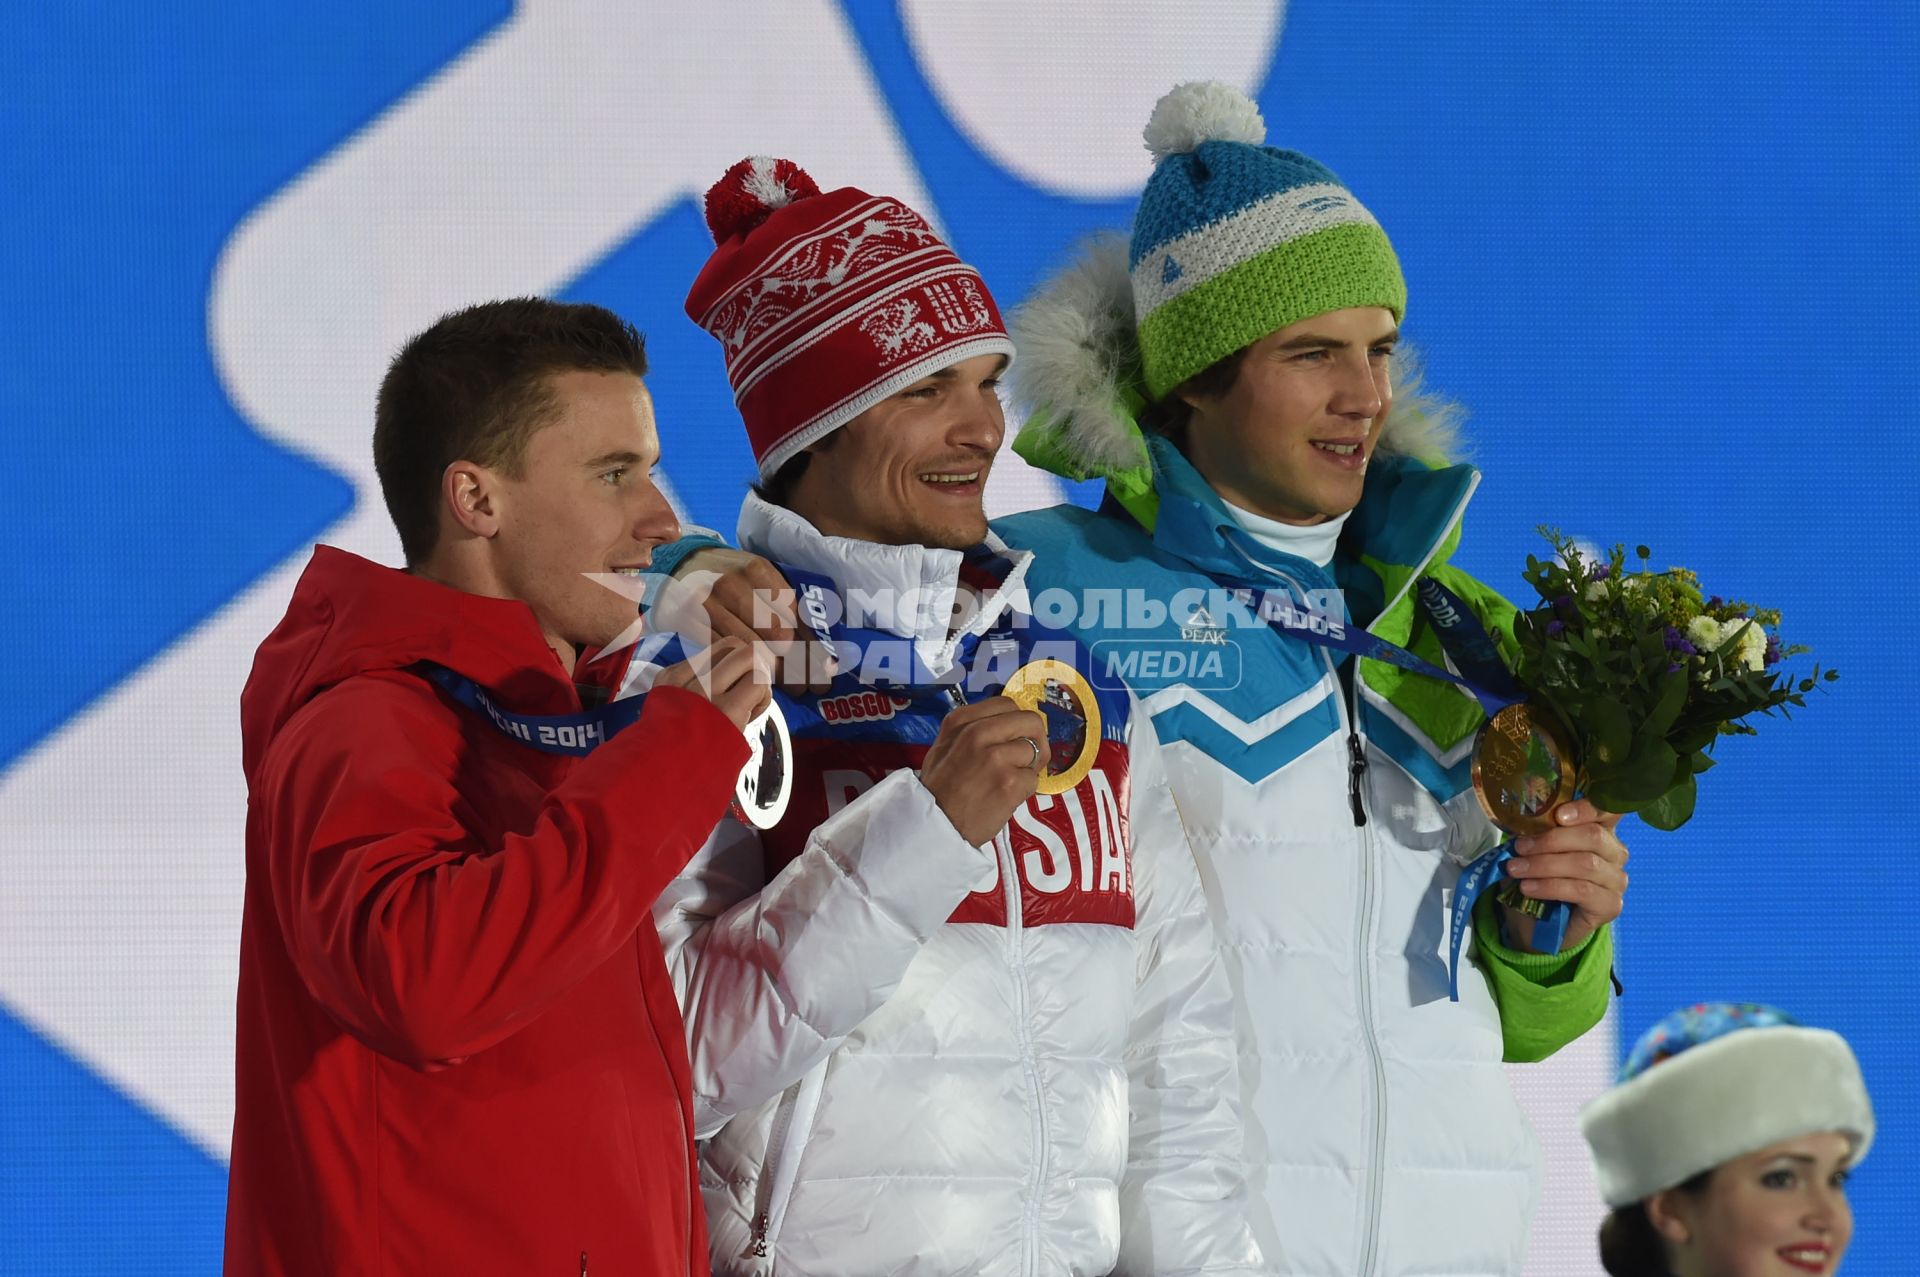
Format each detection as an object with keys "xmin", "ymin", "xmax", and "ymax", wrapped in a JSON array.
[
  {"xmin": 1584, "ymin": 776, "xmax": 1649, "ymax": 814},
  {"xmin": 1588, "ymin": 735, "xmax": 1681, "ymax": 806},
  {"xmin": 1690, "ymin": 751, "xmax": 1717, "ymax": 773},
  {"xmin": 1634, "ymin": 629, "xmax": 1669, "ymax": 681},
  {"xmin": 1589, "ymin": 733, "xmax": 1681, "ymax": 810},
  {"xmin": 1583, "ymin": 697, "xmax": 1634, "ymax": 768},
  {"xmin": 1642, "ymin": 666, "xmax": 1690, "ymax": 740},
  {"xmin": 1639, "ymin": 774, "xmax": 1698, "ymax": 830},
  {"xmin": 1667, "ymin": 718, "xmax": 1720, "ymax": 754}
]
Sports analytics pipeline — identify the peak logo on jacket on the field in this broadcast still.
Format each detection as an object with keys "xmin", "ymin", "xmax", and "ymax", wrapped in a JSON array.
[{"xmin": 765, "ymin": 737, "xmax": 1136, "ymax": 930}]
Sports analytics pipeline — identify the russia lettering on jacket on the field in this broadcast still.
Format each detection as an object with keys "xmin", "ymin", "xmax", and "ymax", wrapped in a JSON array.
[{"xmin": 766, "ymin": 726, "xmax": 1136, "ymax": 930}]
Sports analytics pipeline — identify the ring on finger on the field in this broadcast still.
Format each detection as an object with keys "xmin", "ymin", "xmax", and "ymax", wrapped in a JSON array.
[{"xmin": 1022, "ymin": 736, "xmax": 1042, "ymax": 769}]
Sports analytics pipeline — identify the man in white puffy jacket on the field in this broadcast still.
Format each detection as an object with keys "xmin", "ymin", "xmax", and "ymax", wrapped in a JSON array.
[
  {"xmin": 645, "ymin": 156, "xmax": 1262, "ymax": 1276},
  {"xmin": 993, "ymin": 86, "xmax": 1635, "ymax": 1275}
]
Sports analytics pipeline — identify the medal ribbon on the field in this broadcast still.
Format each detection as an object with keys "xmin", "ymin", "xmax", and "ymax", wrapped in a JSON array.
[
  {"xmin": 782, "ymin": 561, "xmax": 1030, "ymax": 708},
  {"xmin": 420, "ymin": 663, "xmax": 653, "ymax": 757},
  {"xmin": 779, "ymin": 560, "xmax": 1110, "ymax": 797},
  {"xmin": 1204, "ymin": 546, "xmax": 1572, "ymax": 989},
  {"xmin": 1406, "ymin": 578, "xmax": 1572, "ymax": 978},
  {"xmin": 426, "ymin": 636, "xmax": 793, "ymax": 831},
  {"xmin": 1204, "ymin": 545, "xmax": 1523, "ymax": 717}
]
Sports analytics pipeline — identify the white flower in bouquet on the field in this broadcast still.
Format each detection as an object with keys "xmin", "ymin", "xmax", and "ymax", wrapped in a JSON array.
[
  {"xmin": 1683, "ymin": 614, "xmax": 1768, "ymax": 673},
  {"xmin": 1686, "ymin": 615, "xmax": 1725, "ymax": 651}
]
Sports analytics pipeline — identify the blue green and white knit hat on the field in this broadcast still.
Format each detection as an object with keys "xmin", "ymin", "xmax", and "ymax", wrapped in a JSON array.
[
  {"xmin": 1579, "ymin": 1003, "xmax": 1875, "ymax": 1207},
  {"xmin": 1131, "ymin": 81, "xmax": 1407, "ymax": 401}
]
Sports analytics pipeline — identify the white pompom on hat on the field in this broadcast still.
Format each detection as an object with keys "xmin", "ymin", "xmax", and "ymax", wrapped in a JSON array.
[
  {"xmin": 1141, "ymin": 80, "xmax": 1267, "ymax": 163},
  {"xmin": 1579, "ymin": 1004, "xmax": 1875, "ymax": 1208}
]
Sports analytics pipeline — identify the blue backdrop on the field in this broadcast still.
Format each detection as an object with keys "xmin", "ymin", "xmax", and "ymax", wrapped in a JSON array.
[{"xmin": 3, "ymin": 3, "xmax": 1913, "ymax": 1272}]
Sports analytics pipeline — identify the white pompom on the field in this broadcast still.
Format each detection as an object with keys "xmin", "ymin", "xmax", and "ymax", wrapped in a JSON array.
[
  {"xmin": 741, "ymin": 157, "xmax": 796, "ymax": 210},
  {"xmin": 1142, "ymin": 81, "xmax": 1267, "ymax": 164}
]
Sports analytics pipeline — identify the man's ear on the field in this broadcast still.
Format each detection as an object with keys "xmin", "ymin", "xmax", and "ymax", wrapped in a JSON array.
[
  {"xmin": 442, "ymin": 460, "xmax": 502, "ymax": 540},
  {"xmin": 1645, "ymin": 1189, "xmax": 1693, "ymax": 1247}
]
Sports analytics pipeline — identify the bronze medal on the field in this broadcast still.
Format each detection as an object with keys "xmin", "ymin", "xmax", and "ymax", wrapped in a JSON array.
[
  {"xmin": 1470, "ymin": 701, "xmax": 1578, "ymax": 837},
  {"xmin": 999, "ymin": 659, "xmax": 1101, "ymax": 795}
]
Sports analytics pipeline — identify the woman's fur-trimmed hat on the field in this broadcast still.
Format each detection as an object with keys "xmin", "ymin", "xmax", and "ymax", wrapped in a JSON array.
[{"xmin": 1578, "ymin": 1003, "xmax": 1875, "ymax": 1207}]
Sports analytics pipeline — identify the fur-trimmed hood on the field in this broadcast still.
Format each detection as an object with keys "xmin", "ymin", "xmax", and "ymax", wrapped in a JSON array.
[{"xmin": 1008, "ymin": 232, "xmax": 1465, "ymax": 482}]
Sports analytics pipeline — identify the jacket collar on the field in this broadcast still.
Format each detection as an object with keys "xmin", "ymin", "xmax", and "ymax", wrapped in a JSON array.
[
  {"xmin": 1145, "ymin": 434, "xmax": 1482, "ymax": 591},
  {"xmin": 736, "ymin": 493, "xmax": 1033, "ymax": 678}
]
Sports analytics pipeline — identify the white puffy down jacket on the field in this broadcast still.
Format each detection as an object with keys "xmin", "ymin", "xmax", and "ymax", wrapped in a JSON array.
[{"xmin": 647, "ymin": 496, "xmax": 1262, "ymax": 1277}]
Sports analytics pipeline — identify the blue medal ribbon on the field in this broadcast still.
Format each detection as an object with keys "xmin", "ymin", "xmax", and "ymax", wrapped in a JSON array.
[
  {"xmin": 783, "ymin": 560, "xmax": 1027, "ymax": 709},
  {"xmin": 419, "ymin": 634, "xmax": 688, "ymax": 758},
  {"xmin": 1207, "ymin": 551, "xmax": 1571, "ymax": 993},
  {"xmin": 422, "ymin": 664, "xmax": 647, "ymax": 756},
  {"xmin": 1402, "ymin": 575, "xmax": 1570, "ymax": 980},
  {"xmin": 1207, "ymin": 557, "xmax": 1521, "ymax": 718},
  {"xmin": 1410, "ymin": 578, "xmax": 1570, "ymax": 985}
]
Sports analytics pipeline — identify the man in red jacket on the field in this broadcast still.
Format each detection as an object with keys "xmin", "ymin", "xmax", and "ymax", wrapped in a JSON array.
[{"xmin": 226, "ymin": 298, "xmax": 771, "ymax": 1276}]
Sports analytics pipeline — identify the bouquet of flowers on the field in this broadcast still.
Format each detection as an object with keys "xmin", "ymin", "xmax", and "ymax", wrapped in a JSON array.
[{"xmin": 1504, "ymin": 529, "xmax": 1836, "ymax": 836}]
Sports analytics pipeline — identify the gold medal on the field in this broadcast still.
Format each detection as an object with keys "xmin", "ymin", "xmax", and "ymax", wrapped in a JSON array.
[
  {"xmin": 1470, "ymin": 701, "xmax": 1579, "ymax": 837},
  {"xmin": 999, "ymin": 659, "xmax": 1101, "ymax": 795}
]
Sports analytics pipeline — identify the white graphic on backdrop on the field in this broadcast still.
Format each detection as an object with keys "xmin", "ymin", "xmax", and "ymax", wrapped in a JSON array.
[
  {"xmin": 0, "ymin": 4, "xmax": 1612, "ymax": 1270},
  {"xmin": 0, "ymin": 0, "xmax": 948, "ymax": 1160},
  {"xmin": 900, "ymin": 0, "xmax": 1283, "ymax": 197}
]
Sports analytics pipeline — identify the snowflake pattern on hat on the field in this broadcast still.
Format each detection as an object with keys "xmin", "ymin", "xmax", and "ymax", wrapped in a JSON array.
[
  {"xmin": 1620, "ymin": 1002, "xmax": 1800, "ymax": 1083},
  {"xmin": 701, "ymin": 202, "xmax": 945, "ymax": 371},
  {"xmin": 684, "ymin": 155, "xmax": 1013, "ymax": 476}
]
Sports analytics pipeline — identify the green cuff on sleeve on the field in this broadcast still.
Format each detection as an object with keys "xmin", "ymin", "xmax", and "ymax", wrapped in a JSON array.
[{"xmin": 1472, "ymin": 898, "xmax": 1615, "ymax": 1064}]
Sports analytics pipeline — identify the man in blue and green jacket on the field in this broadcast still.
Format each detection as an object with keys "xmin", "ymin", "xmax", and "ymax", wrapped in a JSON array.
[{"xmin": 986, "ymin": 82, "xmax": 1631, "ymax": 1274}]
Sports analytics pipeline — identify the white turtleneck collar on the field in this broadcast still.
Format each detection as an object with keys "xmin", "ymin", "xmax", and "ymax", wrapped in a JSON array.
[
  {"xmin": 1221, "ymin": 497, "xmax": 1350, "ymax": 568},
  {"xmin": 735, "ymin": 492, "xmax": 1032, "ymax": 678}
]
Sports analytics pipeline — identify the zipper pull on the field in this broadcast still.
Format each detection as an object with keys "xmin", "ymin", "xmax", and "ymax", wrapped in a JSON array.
[
  {"xmin": 750, "ymin": 1212, "xmax": 771, "ymax": 1258},
  {"xmin": 1346, "ymin": 731, "xmax": 1368, "ymax": 827}
]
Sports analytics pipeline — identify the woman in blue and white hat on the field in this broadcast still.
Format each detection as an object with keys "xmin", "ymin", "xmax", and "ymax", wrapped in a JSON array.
[{"xmin": 1580, "ymin": 1003, "xmax": 1875, "ymax": 1276}]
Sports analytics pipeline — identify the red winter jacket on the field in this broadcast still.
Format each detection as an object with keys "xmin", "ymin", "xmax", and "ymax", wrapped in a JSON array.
[{"xmin": 225, "ymin": 546, "xmax": 746, "ymax": 1276}]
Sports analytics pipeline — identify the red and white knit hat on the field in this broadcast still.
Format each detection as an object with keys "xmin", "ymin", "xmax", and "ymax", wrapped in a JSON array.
[{"xmin": 685, "ymin": 157, "xmax": 1014, "ymax": 477}]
